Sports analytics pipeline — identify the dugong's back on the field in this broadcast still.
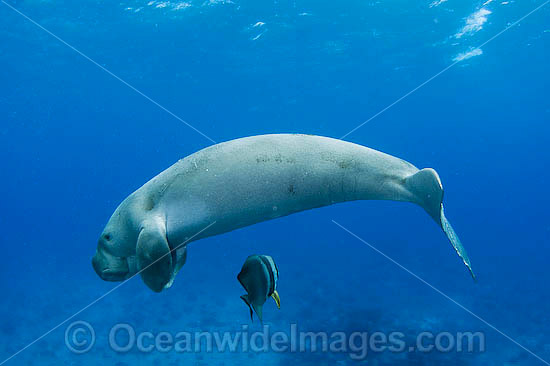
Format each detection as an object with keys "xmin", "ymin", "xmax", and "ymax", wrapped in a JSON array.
[{"xmin": 146, "ymin": 134, "xmax": 419, "ymax": 245}]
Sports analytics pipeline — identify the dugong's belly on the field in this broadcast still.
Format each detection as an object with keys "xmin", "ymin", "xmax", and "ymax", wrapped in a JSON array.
[{"xmin": 143, "ymin": 135, "xmax": 417, "ymax": 246}]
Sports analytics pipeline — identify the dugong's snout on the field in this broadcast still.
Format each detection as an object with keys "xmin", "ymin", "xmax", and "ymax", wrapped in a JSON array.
[{"xmin": 92, "ymin": 250, "xmax": 130, "ymax": 281}]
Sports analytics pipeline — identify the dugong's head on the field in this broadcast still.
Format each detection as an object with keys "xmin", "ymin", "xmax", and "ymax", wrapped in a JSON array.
[
  {"xmin": 92, "ymin": 201, "xmax": 139, "ymax": 282},
  {"xmin": 92, "ymin": 196, "xmax": 188, "ymax": 292}
]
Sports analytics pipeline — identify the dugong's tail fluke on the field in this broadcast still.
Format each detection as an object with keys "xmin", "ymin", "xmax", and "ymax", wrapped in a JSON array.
[
  {"xmin": 404, "ymin": 168, "xmax": 475, "ymax": 280},
  {"xmin": 440, "ymin": 206, "xmax": 475, "ymax": 280}
]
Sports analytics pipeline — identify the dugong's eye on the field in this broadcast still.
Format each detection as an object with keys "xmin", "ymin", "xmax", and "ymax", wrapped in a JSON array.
[{"xmin": 103, "ymin": 234, "xmax": 112, "ymax": 241}]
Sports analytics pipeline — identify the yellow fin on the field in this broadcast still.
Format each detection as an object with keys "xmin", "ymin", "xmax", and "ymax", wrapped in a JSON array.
[{"xmin": 271, "ymin": 290, "xmax": 281, "ymax": 309}]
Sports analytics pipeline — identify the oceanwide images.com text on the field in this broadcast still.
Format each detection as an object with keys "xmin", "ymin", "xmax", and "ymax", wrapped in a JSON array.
[{"xmin": 65, "ymin": 321, "xmax": 485, "ymax": 359}]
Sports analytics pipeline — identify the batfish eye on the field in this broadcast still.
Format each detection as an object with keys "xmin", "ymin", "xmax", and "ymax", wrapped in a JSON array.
[{"xmin": 103, "ymin": 234, "xmax": 112, "ymax": 241}]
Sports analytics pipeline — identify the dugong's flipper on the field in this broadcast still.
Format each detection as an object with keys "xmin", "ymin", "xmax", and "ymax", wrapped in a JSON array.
[{"xmin": 404, "ymin": 168, "xmax": 475, "ymax": 280}]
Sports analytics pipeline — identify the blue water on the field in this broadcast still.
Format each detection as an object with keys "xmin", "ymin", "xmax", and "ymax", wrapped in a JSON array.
[{"xmin": 1, "ymin": 0, "xmax": 550, "ymax": 365}]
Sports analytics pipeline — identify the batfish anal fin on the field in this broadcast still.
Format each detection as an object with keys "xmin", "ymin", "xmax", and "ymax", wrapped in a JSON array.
[
  {"xmin": 271, "ymin": 290, "xmax": 281, "ymax": 309},
  {"xmin": 240, "ymin": 295, "xmax": 254, "ymax": 321}
]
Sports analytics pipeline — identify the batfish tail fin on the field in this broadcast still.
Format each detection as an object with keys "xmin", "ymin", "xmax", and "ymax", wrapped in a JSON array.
[
  {"xmin": 404, "ymin": 168, "xmax": 475, "ymax": 280},
  {"xmin": 240, "ymin": 295, "xmax": 264, "ymax": 323},
  {"xmin": 252, "ymin": 303, "xmax": 264, "ymax": 324}
]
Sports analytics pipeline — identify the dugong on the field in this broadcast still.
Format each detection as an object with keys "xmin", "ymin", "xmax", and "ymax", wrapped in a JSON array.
[{"xmin": 92, "ymin": 134, "xmax": 474, "ymax": 292}]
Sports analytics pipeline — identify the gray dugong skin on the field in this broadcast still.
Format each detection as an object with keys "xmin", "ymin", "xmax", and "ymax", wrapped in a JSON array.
[{"xmin": 92, "ymin": 134, "xmax": 474, "ymax": 292}]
